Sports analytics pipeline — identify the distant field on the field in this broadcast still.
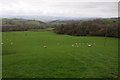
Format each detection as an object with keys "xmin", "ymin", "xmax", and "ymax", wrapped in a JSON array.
[{"xmin": 2, "ymin": 30, "xmax": 118, "ymax": 78}]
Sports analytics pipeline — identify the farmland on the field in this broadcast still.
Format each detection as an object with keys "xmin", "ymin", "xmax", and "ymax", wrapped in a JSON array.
[{"xmin": 2, "ymin": 30, "xmax": 118, "ymax": 78}]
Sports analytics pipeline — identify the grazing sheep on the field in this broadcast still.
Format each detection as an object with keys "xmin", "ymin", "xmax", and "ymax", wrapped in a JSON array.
[
  {"xmin": 72, "ymin": 44, "xmax": 74, "ymax": 47},
  {"xmin": 43, "ymin": 46, "xmax": 47, "ymax": 48},
  {"xmin": 77, "ymin": 46, "xmax": 79, "ymax": 47},
  {"xmin": 87, "ymin": 44, "xmax": 92, "ymax": 47},
  {"xmin": 11, "ymin": 42, "xmax": 13, "ymax": 45}
]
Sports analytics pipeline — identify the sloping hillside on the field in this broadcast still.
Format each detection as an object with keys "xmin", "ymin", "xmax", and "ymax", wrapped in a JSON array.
[
  {"xmin": 2, "ymin": 18, "xmax": 46, "ymax": 31},
  {"xmin": 48, "ymin": 20, "xmax": 82, "ymax": 25}
]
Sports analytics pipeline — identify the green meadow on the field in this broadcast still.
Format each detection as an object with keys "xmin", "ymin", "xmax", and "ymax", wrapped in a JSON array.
[{"xmin": 2, "ymin": 30, "xmax": 118, "ymax": 78}]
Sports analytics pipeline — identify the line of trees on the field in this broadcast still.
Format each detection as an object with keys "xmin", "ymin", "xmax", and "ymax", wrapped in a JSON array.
[
  {"xmin": 2, "ymin": 25, "xmax": 46, "ymax": 32},
  {"xmin": 54, "ymin": 19, "xmax": 119, "ymax": 38}
]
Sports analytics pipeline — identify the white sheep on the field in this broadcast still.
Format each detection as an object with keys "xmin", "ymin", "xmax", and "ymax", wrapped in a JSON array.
[
  {"xmin": 43, "ymin": 46, "xmax": 47, "ymax": 48},
  {"xmin": 77, "ymin": 46, "xmax": 79, "ymax": 47},
  {"xmin": 11, "ymin": 42, "xmax": 13, "ymax": 45},
  {"xmin": 87, "ymin": 44, "xmax": 92, "ymax": 47},
  {"xmin": 72, "ymin": 44, "xmax": 74, "ymax": 47}
]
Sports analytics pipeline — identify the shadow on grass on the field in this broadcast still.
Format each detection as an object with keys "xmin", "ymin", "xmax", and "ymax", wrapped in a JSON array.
[{"xmin": 2, "ymin": 50, "xmax": 16, "ymax": 55}]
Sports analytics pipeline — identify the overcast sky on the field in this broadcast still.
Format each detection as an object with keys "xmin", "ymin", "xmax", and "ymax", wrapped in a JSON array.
[{"xmin": 0, "ymin": 0, "xmax": 119, "ymax": 18}]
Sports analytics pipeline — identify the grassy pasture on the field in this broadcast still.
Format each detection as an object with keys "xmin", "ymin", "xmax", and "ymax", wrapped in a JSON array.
[{"xmin": 2, "ymin": 30, "xmax": 118, "ymax": 78}]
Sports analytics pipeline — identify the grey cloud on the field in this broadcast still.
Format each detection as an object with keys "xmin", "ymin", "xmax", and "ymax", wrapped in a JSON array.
[{"xmin": 0, "ymin": 0, "xmax": 118, "ymax": 18}]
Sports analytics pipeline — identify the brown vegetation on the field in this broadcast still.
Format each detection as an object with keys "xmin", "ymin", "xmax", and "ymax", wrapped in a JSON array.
[{"xmin": 54, "ymin": 19, "xmax": 119, "ymax": 38}]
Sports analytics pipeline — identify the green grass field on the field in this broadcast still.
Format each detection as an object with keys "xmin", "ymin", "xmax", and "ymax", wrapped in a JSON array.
[{"xmin": 2, "ymin": 30, "xmax": 118, "ymax": 78}]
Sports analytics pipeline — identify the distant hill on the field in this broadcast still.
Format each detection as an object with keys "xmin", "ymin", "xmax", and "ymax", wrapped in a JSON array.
[
  {"xmin": 48, "ymin": 20, "xmax": 82, "ymax": 25},
  {"xmin": 103, "ymin": 17, "xmax": 119, "ymax": 23},
  {"xmin": 1, "ymin": 16, "xmax": 99, "ymax": 22},
  {"xmin": 1, "ymin": 18, "xmax": 46, "ymax": 31},
  {"xmin": 2, "ymin": 18, "xmax": 45, "ymax": 26}
]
